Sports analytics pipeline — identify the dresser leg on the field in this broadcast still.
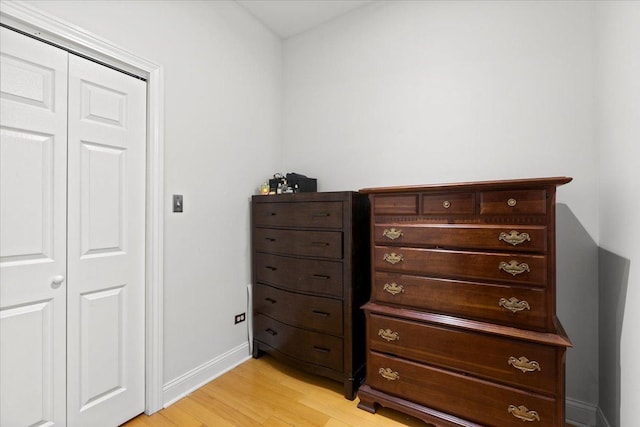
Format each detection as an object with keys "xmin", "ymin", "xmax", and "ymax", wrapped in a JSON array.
[
  {"xmin": 252, "ymin": 340, "xmax": 263, "ymax": 359},
  {"xmin": 356, "ymin": 385, "xmax": 378, "ymax": 413}
]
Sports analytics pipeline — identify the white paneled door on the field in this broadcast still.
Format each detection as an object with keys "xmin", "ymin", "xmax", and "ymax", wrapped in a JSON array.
[
  {"xmin": 0, "ymin": 26, "xmax": 69, "ymax": 427},
  {"xmin": 0, "ymin": 27, "xmax": 146, "ymax": 427}
]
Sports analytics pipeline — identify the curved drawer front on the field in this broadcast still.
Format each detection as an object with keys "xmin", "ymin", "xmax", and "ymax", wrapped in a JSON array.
[
  {"xmin": 368, "ymin": 314, "xmax": 557, "ymax": 394},
  {"xmin": 254, "ymin": 252, "xmax": 343, "ymax": 297},
  {"xmin": 367, "ymin": 352, "xmax": 558, "ymax": 427},
  {"xmin": 254, "ymin": 314, "xmax": 343, "ymax": 372},
  {"xmin": 372, "ymin": 272, "xmax": 548, "ymax": 331},
  {"xmin": 255, "ymin": 228, "xmax": 343, "ymax": 259},
  {"xmin": 254, "ymin": 284, "xmax": 343, "ymax": 336},
  {"xmin": 253, "ymin": 201, "xmax": 343, "ymax": 228},
  {"xmin": 374, "ymin": 246, "xmax": 547, "ymax": 286},
  {"xmin": 374, "ymin": 224, "xmax": 547, "ymax": 253}
]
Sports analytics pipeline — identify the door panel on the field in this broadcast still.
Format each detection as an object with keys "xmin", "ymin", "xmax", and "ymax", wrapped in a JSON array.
[
  {"xmin": 0, "ymin": 26, "xmax": 68, "ymax": 427},
  {"xmin": 67, "ymin": 54, "xmax": 146, "ymax": 427}
]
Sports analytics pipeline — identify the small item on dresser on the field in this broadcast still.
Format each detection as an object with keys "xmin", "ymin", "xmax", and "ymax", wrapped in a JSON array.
[{"xmin": 286, "ymin": 172, "xmax": 317, "ymax": 192}]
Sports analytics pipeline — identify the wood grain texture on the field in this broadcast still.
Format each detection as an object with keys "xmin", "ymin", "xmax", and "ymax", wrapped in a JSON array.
[{"xmin": 121, "ymin": 356, "xmax": 425, "ymax": 426}]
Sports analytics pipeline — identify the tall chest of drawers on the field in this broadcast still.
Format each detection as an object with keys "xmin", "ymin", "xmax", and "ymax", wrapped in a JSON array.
[
  {"xmin": 357, "ymin": 177, "xmax": 572, "ymax": 426},
  {"xmin": 251, "ymin": 192, "xmax": 370, "ymax": 399}
]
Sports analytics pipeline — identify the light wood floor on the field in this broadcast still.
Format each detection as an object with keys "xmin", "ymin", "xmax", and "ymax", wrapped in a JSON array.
[
  {"xmin": 122, "ymin": 354, "xmax": 426, "ymax": 426},
  {"xmin": 123, "ymin": 355, "xmax": 577, "ymax": 427}
]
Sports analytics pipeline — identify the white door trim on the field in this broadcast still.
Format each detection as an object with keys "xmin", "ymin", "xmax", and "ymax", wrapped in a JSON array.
[{"xmin": 0, "ymin": 1, "xmax": 165, "ymax": 415}]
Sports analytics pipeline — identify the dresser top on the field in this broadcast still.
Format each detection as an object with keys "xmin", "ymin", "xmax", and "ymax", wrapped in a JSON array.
[{"xmin": 359, "ymin": 176, "xmax": 572, "ymax": 194}]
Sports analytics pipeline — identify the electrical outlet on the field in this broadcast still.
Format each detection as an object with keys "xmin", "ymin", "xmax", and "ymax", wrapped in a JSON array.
[{"xmin": 234, "ymin": 313, "xmax": 246, "ymax": 324}]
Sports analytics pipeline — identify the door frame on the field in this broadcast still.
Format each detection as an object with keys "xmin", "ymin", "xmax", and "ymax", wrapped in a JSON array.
[{"xmin": 0, "ymin": 1, "xmax": 165, "ymax": 415}]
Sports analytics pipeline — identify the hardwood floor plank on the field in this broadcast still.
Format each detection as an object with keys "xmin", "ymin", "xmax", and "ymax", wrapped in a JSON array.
[{"xmin": 130, "ymin": 355, "xmax": 581, "ymax": 426}]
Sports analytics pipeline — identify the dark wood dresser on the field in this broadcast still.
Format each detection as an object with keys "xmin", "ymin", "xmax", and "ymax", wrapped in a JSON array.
[
  {"xmin": 251, "ymin": 191, "xmax": 370, "ymax": 399},
  {"xmin": 357, "ymin": 177, "xmax": 572, "ymax": 426}
]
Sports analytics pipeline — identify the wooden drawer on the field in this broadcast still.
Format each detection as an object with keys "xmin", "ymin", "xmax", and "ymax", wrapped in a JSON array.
[
  {"xmin": 254, "ymin": 284, "xmax": 343, "ymax": 336},
  {"xmin": 367, "ymin": 352, "xmax": 558, "ymax": 427},
  {"xmin": 372, "ymin": 194, "xmax": 419, "ymax": 215},
  {"xmin": 372, "ymin": 272, "xmax": 548, "ymax": 331},
  {"xmin": 254, "ymin": 252, "xmax": 343, "ymax": 297},
  {"xmin": 367, "ymin": 314, "xmax": 557, "ymax": 394},
  {"xmin": 374, "ymin": 224, "xmax": 547, "ymax": 253},
  {"xmin": 374, "ymin": 246, "xmax": 547, "ymax": 287},
  {"xmin": 421, "ymin": 192, "xmax": 475, "ymax": 215},
  {"xmin": 255, "ymin": 228, "xmax": 343, "ymax": 259},
  {"xmin": 480, "ymin": 189, "xmax": 546, "ymax": 215},
  {"xmin": 254, "ymin": 314, "xmax": 343, "ymax": 372},
  {"xmin": 253, "ymin": 201, "xmax": 343, "ymax": 228}
]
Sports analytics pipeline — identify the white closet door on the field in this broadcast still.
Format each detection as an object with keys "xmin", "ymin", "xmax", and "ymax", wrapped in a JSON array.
[
  {"xmin": 66, "ymin": 54, "xmax": 146, "ymax": 426},
  {"xmin": 0, "ymin": 27, "xmax": 69, "ymax": 427}
]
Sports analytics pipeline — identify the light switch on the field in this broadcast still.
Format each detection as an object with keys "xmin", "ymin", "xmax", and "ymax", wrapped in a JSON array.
[{"xmin": 173, "ymin": 195, "xmax": 183, "ymax": 212}]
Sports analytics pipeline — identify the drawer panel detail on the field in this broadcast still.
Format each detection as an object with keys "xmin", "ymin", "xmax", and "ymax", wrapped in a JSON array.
[
  {"xmin": 254, "ymin": 284, "xmax": 343, "ymax": 336},
  {"xmin": 254, "ymin": 252, "xmax": 343, "ymax": 297},
  {"xmin": 366, "ymin": 352, "xmax": 557, "ymax": 427},
  {"xmin": 421, "ymin": 192, "xmax": 475, "ymax": 215},
  {"xmin": 374, "ymin": 246, "xmax": 547, "ymax": 286},
  {"xmin": 480, "ymin": 189, "xmax": 547, "ymax": 215},
  {"xmin": 253, "ymin": 201, "xmax": 343, "ymax": 228},
  {"xmin": 255, "ymin": 228, "xmax": 343, "ymax": 259},
  {"xmin": 374, "ymin": 224, "xmax": 547, "ymax": 253},
  {"xmin": 254, "ymin": 315, "xmax": 344, "ymax": 372},
  {"xmin": 367, "ymin": 314, "xmax": 557, "ymax": 393},
  {"xmin": 373, "ymin": 194, "xmax": 418, "ymax": 215},
  {"xmin": 372, "ymin": 272, "xmax": 548, "ymax": 330}
]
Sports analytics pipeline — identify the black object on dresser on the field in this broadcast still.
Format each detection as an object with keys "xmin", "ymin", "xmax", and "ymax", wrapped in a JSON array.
[
  {"xmin": 251, "ymin": 191, "xmax": 370, "ymax": 399},
  {"xmin": 357, "ymin": 177, "xmax": 572, "ymax": 426}
]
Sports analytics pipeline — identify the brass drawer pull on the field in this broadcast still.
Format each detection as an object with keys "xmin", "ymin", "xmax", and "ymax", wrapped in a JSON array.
[
  {"xmin": 507, "ymin": 198, "xmax": 517, "ymax": 207},
  {"xmin": 378, "ymin": 368, "xmax": 400, "ymax": 381},
  {"xmin": 383, "ymin": 253, "xmax": 404, "ymax": 265},
  {"xmin": 378, "ymin": 329, "xmax": 400, "ymax": 342},
  {"xmin": 442, "ymin": 200, "xmax": 451, "ymax": 209},
  {"xmin": 508, "ymin": 356, "xmax": 541, "ymax": 373},
  {"xmin": 382, "ymin": 228, "xmax": 403, "ymax": 240},
  {"xmin": 499, "ymin": 230, "xmax": 531, "ymax": 246},
  {"xmin": 310, "ymin": 274, "xmax": 330, "ymax": 280},
  {"xmin": 383, "ymin": 282, "xmax": 405, "ymax": 295},
  {"xmin": 507, "ymin": 405, "xmax": 540, "ymax": 422},
  {"xmin": 499, "ymin": 260, "xmax": 530, "ymax": 276},
  {"xmin": 499, "ymin": 297, "xmax": 531, "ymax": 313}
]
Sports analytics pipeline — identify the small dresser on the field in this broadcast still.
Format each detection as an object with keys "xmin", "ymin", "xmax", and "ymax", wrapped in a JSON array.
[
  {"xmin": 251, "ymin": 191, "xmax": 370, "ymax": 399},
  {"xmin": 357, "ymin": 177, "xmax": 572, "ymax": 426}
]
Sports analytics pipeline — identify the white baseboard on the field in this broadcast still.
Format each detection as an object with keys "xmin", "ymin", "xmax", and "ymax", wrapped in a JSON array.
[
  {"xmin": 596, "ymin": 407, "xmax": 611, "ymax": 427},
  {"xmin": 566, "ymin": 397, "xmax": 598, "ymax": 426},
  {"xmin": 162, "ymin": 342, "xmax": 251, "ymax": 408}
]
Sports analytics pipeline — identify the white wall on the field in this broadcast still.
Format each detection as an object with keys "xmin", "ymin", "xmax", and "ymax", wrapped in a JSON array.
[
  {"xmin": 595, "ymin": 2, "xmax": 640, "ymax": 426},
  {"xmin": 283, "ymin": 0, "xmax": 600, "ymax": 412},
  {"xmin": 284, "ymin": 0, "xmax": 598, "ymax": 238},
  {"xmin": 23, "ymin": 0, "xmax": 283, "ymax": 405}
]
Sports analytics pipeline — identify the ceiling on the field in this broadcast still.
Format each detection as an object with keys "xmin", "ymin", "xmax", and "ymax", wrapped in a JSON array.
[{"xmin": 236, "ymin": 0, "xmax": 373, "ymax": 39}]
